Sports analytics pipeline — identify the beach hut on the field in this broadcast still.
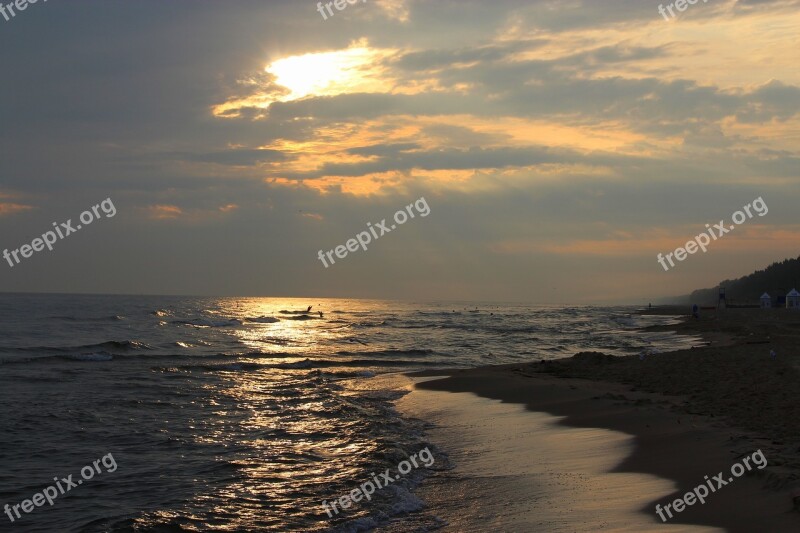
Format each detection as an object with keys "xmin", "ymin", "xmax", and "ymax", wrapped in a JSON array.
[
  {"xmin": 760, "ymin": 293, "xmax": 772, "ymax": 308},
  {"xmin": 787, "ymin": 289, "xmax": 800, "ymax": 309}
]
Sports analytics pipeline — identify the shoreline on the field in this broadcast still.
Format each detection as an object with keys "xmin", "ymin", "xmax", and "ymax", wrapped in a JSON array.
[{"xmin": 401, "ymin": 306, "xmax": 800, "ymax": 531}]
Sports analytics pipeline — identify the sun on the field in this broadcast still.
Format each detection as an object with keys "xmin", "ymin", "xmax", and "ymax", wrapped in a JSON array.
[
  {"xmin": 212, "ymin": 42, "xmax": 396, "ymax": 118},
  {"xmin": 266, "ymin": 45, "xmax": 390, "ymax": 101}
]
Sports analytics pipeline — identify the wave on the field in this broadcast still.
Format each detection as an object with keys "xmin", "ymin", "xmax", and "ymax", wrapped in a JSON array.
[
  {"xmin": 237, "ymin": 351, "xmax": 309, "ymax": 359},
  {"xmin": 68, "ymin": 353, "xmax": 114, "ymax": 362},
  {"xmin": 342, "ymin": 337, "xmax": 369, "ymax": 346},
  {"xmin": 4, "ymin": 350, "xmax": 323, "ymax": 367},
  {"xmin": 284, "ymin": 314, "xmax": 320, "ymax": 321},
  {"xmin": 248, "ymin": 337, "xmax": 295, "ymax": 346},
  {"xmin": 9, "ymin": 340, "xmax": 153, "ymax": 354},
  {"xmin": 47, "ymin": 315, "xmax": 125, "ymax": 322},
  {"xmin": 245, "ymin": 316, "xmax": 280, "ymax": 324},
  {"xmin": 373, "ymin": 321, "xmax": 546, "ymax": 335},
  {"xmin": 155, "ymin": 361, "xmax": 264, "ymax": 373},
  {"xmin": 335, "ymin": 348, "xmax": 434, "ymax": 357},
  {"xmin": 172, "ymin": 318, "xmax": 243, "ymax": 328},
  {"xmin": 159, "ymin": 357, "xmax": 451, "ymax": 373},
  {"xmin": 274, "ymin": 359, "xmax": 316, "ymax": 369},
  {"xmin": 310, "ymin": 369, "xmax": 376, "ymax": 379},
  {"xmin": 100, "ymin": 340, "xmax": 151, "ymax": 351},
  {"xmin": 2, "ymin": 351, "xmax": 119, "ymax": 365},
  {"xmin": 273, "ymin": 357, "xmax": 448, "ymax": 369}
]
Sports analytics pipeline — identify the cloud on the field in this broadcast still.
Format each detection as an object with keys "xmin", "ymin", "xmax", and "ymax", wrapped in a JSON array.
[
  {"xmin": 142, "ymin": 205, "xmax": 184, "ymax": 220},
  {"xmin": 0, "ymin": 202, "xmax": 34, "ymax": 216},
  {"xmin": 1, "ymin": 0, "xmax": 798, "ymax": 301},
  {"xmin": 175, "ymin": 149, "xmax": 287, "ymax": 167}
]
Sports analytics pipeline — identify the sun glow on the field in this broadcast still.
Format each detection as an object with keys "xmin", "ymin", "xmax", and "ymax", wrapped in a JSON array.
[
  {"xmin": 211, "ymin": 44, "xmax": 396, "ymax": 118},
  {"xmin": 266, "ymin": 46, "xmax": 390, "ymax": 101},
  {"xmin": 268, "ymin": 50, "xmax": 356, "ymax": 100}
]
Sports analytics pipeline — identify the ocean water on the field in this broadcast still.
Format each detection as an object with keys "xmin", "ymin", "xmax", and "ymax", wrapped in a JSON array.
[{"xmin": 0, "ymin": 294, "xmax": 700, "ymax": 532}]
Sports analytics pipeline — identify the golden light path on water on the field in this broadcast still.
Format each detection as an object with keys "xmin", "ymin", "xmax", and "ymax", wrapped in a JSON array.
[
  {"xmin": 177, "ymin": 298, "xmax": 392, "ymax": 530},
  {"xmin": 223, "ymin": 297, "xmax": 336, "ymax": 355}
]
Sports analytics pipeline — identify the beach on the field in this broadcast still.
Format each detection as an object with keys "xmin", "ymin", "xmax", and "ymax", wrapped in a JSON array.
[{"xmin": 400, "ymin": 307, "xmax": 800, "ymax": 532}]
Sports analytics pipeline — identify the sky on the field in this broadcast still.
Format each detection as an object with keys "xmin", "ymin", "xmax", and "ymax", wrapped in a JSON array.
[{"xmin": 0, "ymin": 0, "xmax": 798, "ymax": 303}]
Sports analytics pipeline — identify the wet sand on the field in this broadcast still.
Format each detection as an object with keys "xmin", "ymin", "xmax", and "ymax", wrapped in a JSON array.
[{"xmin": 400, "ymin": 307, "xmax": 800, "ymax": 532}]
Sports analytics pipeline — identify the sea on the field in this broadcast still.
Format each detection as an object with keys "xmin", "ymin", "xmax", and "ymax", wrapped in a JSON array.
[{"xmin": 0, "ymin": 294, "xmax": 700, "ymax": 532}]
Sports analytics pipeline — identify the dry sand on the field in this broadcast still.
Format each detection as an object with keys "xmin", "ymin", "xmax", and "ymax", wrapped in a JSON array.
[{"xmin": 401, "ymin": 307, "xmax": 800, "ymax": 532}]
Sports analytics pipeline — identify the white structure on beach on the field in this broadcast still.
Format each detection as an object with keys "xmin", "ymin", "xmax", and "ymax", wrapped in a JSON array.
[
  {"xmin": 760, "ymin": 293, "xmax": 772, "ymax": 308},
  {"xmin": 786, "ymin": 289, "xmax": 800, "ymax": 309}
]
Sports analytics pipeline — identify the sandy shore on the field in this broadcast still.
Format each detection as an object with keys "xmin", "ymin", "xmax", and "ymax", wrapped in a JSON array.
[{"xmin": 400, "ymin": 307, "xmax": 800, "ymax": 532}]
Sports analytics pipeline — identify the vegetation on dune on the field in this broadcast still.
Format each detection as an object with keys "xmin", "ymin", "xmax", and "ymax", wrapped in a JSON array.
[{"xmin": 690, "ymin": 256, "xmax": 800, "ymax": 305}]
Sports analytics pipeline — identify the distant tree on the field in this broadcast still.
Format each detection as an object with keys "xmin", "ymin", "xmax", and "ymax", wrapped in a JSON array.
[{"xmin": 689, "ymin": 255, "xmax": 800, "ymax": 304}]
